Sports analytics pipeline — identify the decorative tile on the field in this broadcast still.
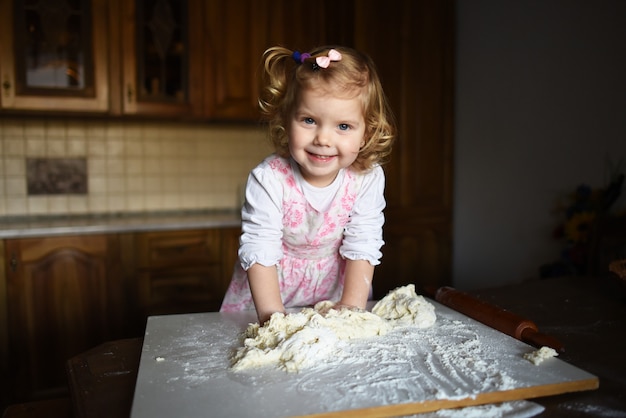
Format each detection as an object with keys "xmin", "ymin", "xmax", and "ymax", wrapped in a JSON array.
[{"xmin": 26, "ymin": 158, "xmax": 88, "ymax": 195}]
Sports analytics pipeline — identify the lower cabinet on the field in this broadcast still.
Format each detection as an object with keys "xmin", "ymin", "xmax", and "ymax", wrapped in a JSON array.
[
  {"xmin": 0, "ymin": 226, "xmax": 240, "ymax": 408},
  {"xmin": 1, "ymin": 234, "xmax": 131, "ymax": 405}
]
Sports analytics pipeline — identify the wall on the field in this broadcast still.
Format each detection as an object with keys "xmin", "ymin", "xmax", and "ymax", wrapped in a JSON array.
[
  {"xmin": 0, "ymin": 118, "xmax": 271, "ymax": 217},
  {"xmin": 453, "ymin": 0, "xmax": 626, "ymax": 289}
]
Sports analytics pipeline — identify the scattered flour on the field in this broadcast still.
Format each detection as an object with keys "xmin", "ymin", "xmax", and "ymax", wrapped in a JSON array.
[
  {"xmin": 231, "ymin": 284, "xmax": 435, "ymax": 372},
  {"xmin": 523, "ymin": 346, "xmax": 558, "ymax": 365}
]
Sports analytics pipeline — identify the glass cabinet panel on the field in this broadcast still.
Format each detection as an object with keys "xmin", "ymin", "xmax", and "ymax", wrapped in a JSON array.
[
  {"xmin": 122, "ymin": 0, "xmax": 202, "ymax": 116},
  {"xmin": 15, "ymin": 0, "xmax": 94, "ymax": 94},
  {"xmin": 136, "ymin": 0, "xmax": 187, "ymax": 103},
  {"xmin": 0, "ymin": 0, "xmax": 109, "ymax": 112}
]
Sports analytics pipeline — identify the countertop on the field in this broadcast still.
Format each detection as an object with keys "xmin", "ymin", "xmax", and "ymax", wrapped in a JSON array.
[{"xmin": 0, "ymin": 210, "xmax": 241, "ymax": 239}]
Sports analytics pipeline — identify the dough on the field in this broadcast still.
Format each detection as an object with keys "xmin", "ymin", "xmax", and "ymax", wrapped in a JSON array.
[
  {"xmin": 523, "ymin": 346, "xmax": 558, "ymax": 365},
  {"xmin": 231, "ymin": 284, "xmax": 436, "ymax": 372},
  {"xmin": 372, "ymin": 284, "xmax": 437, "ymax": 328}
]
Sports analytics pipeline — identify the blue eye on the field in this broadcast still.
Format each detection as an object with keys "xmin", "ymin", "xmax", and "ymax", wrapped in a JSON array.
[
  {"xmin": 338, "ymin": 123, "xmax": 350, "ymax": 131},
  {"xmin": 304, "ymin": 117, "xmax": 315, "ymax": 125}
]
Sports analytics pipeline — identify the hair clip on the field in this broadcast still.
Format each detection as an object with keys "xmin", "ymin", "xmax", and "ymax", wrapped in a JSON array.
[
  {"xmin": 315, "ymin": 49, "xmax": 342, "ymax": 69},
  {"xmin": 292, "ymin": 51, "xmax": 311, "ymax": 64}
]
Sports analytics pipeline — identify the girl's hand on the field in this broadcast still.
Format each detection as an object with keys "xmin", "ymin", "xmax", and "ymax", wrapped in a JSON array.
[{"xmin": 247, "ymin": 264, "xmax": 285, "ymax": 324}]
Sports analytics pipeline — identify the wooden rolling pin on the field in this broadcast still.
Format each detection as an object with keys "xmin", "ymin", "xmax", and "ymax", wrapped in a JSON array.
[{"xmin": 432, "ymin": 286, "xmax": 565, "ymax": 353}]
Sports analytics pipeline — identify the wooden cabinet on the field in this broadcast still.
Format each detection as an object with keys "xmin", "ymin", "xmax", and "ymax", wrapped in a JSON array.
[
  {"xmin": 0, "ymin": 226, "xmax": 240, "ymax": 407},
  {"xmin": 135, "ymin": 227, "xmax": 239, "ymax": 317},
  {"xmin": 114, "ymin": 0, "xmax": 205, "ymax": 117},
  {"xmin": 0, "ymin": 0, "xmax": 110, "ymax": 112},
  {"xmin": 202, "ymin": 0, "xmax": 339, "ymax": 120},
  {"xmin": 354, "ymin": 0, "xmax": 455, "ymax": 297},
  {"xmin": 0, "ymin": 0, "xmax": 355, "ymax": 119},
  {"xmin": 1, "ymin": 234, "xmax": 133, "ymax": 404}
]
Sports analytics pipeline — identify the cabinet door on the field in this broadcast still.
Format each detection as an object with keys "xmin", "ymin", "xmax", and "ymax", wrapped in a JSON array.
[
  {"xmin": 354, "ymin": 0, "xmax": 455, "ymax": 296},
  {"xmin": 0, "ymin": 0, "xmax": 109, "ymax": 112},
  {"xmin": 202, "ymin": 0, "xmax": 334, "ymax": 121},
  {"xmin": 118, "ymin": 0, "xmax": 204, "ymax": 117},
  {"xmin": 136, "ymin": 229, "xmax": 225, "ymax": 316},
  {"xmin": 4, "ymin": 234, "xmax": 128, "ymax": 402},
  {"xmin": 203, "ymin": 0, "xmax": 264, "ymax": 120}
]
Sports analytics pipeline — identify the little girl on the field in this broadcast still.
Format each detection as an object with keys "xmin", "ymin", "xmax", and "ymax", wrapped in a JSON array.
[{"xmin": 220, "ymin": 45, "xmax": 395, "ymax": 323}]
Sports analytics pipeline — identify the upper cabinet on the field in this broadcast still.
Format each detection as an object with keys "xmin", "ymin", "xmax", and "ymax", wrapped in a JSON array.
[
  {"xmin": 0, "ymin": 0, "xmax": 350, "ymax": 120},
  {"xmin": 0, "ymin": 0, "xmax": 110, "ymax": 112}
]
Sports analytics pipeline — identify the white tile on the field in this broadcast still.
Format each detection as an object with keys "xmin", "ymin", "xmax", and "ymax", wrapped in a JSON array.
[
  {"xmin": 66, "ymin": 121, "xmax": 87, "ymax": 138},
  {"xmin": 107, "ymin": 139, "xmax": 124, "ymax": 157},
  {"xmin": 27, "ymin": 196, "xmax": 49, "ymax": 215},
  {"xmin": 125, "ymin": 158, "xmax": 144, "ymax": 175},
  {"xmin": 88, "ymin": 140, "xmax": 106, "ymax": 157},
  {"xmin": 3, "ymin": 139, "xmax": 25, "ymax": 156},
  {"xmin": 68, "ymin": 196, "xmax": 88, "ymax": 214},
  {"xmin": 107, "ymin": 176, "xmax": 126, "ymax": 193},
  {"xmin": 107, "ymin": 194, "xmax": 127, "ymax": 212},
  {"xmin": 143, "ymin": 139, "xmax": 162, "ymax": 157},
  {"xmin": 1, "ymin": 119, "xmax": 24, "ymax": 136},
  {"xmin": 45, "ymin": 120, "xmax": 67, "ymax": 138},
  {"xmin": 88, "ymin": 157, "xmax": 106, "ymax": 176},
  {"xmin": 125, "ymin": 176, "xmax": 144, "ymax": 193},
  {"xmin": 67, "ymin": 139, "xmax": 87, "ymax": 156},
  {"xmin": 106, "ymin": 158, "xmax": 125, "ymax": 174},
  {"xmin": 24, "ymin": 121, "xmax": 45, "ymax": 138},
  {"xmin": 143, "ymin": 176, "xmax": 161, "ymax": 193},
  {"xmin": 144, "ymin": 193, "xmax": 163, "ymax": 209},
  {"xmin": 4, "ymin": 158, "xmax": 25, "ymax": 176},
  {"xmin": 48, "ymin": 196, "xmax": 69, "ymax": 214},
  {"xmin": 25, "ymin": 138, "xmax": 46, "ymax": 156},
  {"xmin": 86, "ymin": 123, "xmax": 105, "ymax": 139},
  {"xmin": 143, "ymin": 158, "xmax": 162, "ymax": 175},
  {"xmin": 88, "ymin": 177, "xmax": 107, "ymax": 194},
  {"xmin": 161, "ymin": 194, "xmax": 182, "ymax": 210},
  {"xmin": 126, "ymin": 195, "xmax": 145, "ymax": 211},
  {"xmin": 105, "ymin": 122, "xmax": 125, "ymax": 139},
  {"xmin": 88, "ymin": 195, "xmax": 108, "ymax": 213},
  {"xmin": 125, "ymin": 141, "xmax": 143, "ymax": 157},
  {"xmin": 6, "ymin": 197, "xmax": 28, "ymax": 215},
  {"xmin": 5, "ymin": 177, "xmax": 26, "ymax": 196},
  {"xmin": 46, "ymin": 139, "xmax": 67, "ymax": 156}
]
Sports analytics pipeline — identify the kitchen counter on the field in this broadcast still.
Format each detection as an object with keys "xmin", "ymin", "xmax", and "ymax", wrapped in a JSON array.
[{"xmin": 0, "ymin": 210, "xmax": 241, "ymax": 239}]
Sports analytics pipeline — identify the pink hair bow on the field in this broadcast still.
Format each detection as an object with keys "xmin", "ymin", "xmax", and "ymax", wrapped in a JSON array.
[{"xmin": 315, "ymin": 49, "xmax": 342, "ymax": 68}]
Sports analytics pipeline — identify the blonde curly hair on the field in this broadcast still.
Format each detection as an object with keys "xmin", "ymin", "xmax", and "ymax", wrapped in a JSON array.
[{"xmin": 258, "ymin": 45, "xmax": 395, "ymax": 172}]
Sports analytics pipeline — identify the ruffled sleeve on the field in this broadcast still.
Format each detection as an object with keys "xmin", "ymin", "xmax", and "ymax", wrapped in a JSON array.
[
  {"xmin": 339, "ymin": 166, "xmax": 386, "ymax": 265},
  {"xmin": 238, "ymin": 159, "xmax": 285, "ymax": 270}
]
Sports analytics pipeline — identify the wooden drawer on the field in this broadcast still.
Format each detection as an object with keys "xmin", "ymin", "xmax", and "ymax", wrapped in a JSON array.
[
  {"xmin": 136, "ymin": 229, "xmax": 222, "ymax": 269},
  {"xmin": 138, "ymin": 266, "xmax": 224, "ymax": 315}
]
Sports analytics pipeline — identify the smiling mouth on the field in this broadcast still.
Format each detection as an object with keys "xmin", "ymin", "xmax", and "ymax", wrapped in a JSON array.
[{"xmin": 308, "ymin": 152, "xmax": 335, "ymax": 160}]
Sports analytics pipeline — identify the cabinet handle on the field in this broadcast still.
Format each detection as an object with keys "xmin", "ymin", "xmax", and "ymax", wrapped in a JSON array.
[
  {"xmin": 10, "ymin": 255, "xmax": 17, "ymax": 272},
  {"xmin": 127, "ymin": 85, "xmax": 133, "ymax": 103},
  {"xmin": 2, "ymin": 77, "xmax": 10, "ymax": 96}
]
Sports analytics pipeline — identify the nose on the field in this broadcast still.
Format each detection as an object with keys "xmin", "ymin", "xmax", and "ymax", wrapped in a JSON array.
[{"xmin": 313, "ymin": 127, "xmax": 331, "ymax": 146}]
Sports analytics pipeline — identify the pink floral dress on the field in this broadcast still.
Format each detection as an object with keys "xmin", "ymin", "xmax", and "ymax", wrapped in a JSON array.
[{"xmin": 220, "ymin": 155, "xmax": 385, "ymax": 312}]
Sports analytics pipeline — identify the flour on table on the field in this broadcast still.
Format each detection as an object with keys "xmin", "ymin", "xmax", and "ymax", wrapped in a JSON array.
[
  {"xmin": 231, "ymin": 284, "xmax": 436, "ymax": 372},
  {"xmin": 523, "ymin": 346, "xmax": 558, "ymax": 365}
]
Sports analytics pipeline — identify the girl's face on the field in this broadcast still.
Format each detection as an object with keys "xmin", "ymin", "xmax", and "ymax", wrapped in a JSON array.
[{"xmin": 288, "ymin": 87, "xmax": 365, "ymax": 187}]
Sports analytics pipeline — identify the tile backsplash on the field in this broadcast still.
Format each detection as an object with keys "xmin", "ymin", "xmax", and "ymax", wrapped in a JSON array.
[{"xmin": 0, "ymin": 118, "xmax": 271, "ymax": 217}]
